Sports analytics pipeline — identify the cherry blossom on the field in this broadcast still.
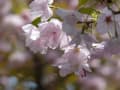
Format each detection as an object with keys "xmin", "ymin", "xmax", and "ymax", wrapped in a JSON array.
[
  {"xmin": 91, "ymin": 41, "xmax": 106, "ymax": 59},
  {"xmin": 56, "ymin": 8, "xmax": 89, "ymax": 36},
  {"xmin": 37, "ymin": 19, "xmax": 63, "ymax": 51},
  {"xmin": 91, "ymin": 38, "xmax": 120, "ymax": 59},
  {"xmin": 96, "ymin": 7, "xmax": 120, "ymax": 38},
  {"xmin": 53, "ymin": 45, "xmax": 91, "ymax": 77},
  {"xmin": 29, "ymin": 0, "xmax": 54, "ymax": 21},
  {"xmin": 22, "ymin": 19, "xmax": 65, "ymax": 54},
  {"xmin": 56, "ymin": 8, "xmax": 94, "ymax": 48},
  {"xmin": 59, "ymin": 32, "xmax": 72, "ymax": 50},
  {"xmin": 21, "ymin": 0, "xmax": 120, "ymax": 79},
  {"xmin": 22, "ymin": 24, "xmax": 40, "ymax": 53},
  {"xmin": 22, "ymin": 24, "xmax": 40, "ymax": 41}
]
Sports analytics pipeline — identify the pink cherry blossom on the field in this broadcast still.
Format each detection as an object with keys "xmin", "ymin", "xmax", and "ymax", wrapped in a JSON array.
[
  {"xmin": 91, "ymin": 42, "xmax": 106, "ymax": 59},
  {"xmin": 22, "ymin": 24, "xmax": 41, "ymax": 53},
  {"xmin": 21, "ymin": 0, "xmax": 120, "ymax": 79},
  {"xmin": 22, "ymin": 24, "xmax": 40, "ymax": 41},
  {"xmin": 54, "ymin": 45, "xmax": 91, "ymax": 77},
  {"xmin": 37, "ymin": 19, "xmax": 63, "ymax": 50},
  {"xmin": 96, "ymin": 7, "xmax": 120, "ymax": 38},
  {"xmin": 22, "ymin": 19, "xmax": 65, "ymax": 54},
  {"xmin": 91, "ymin": 39, "xmax": 120, "ymax": 59},
  {"xmin": 29, "ymin": 0, "xmax": 54, "ymax": 21},
  {"xmin": 56, "ymin": 9, "xmax": 90, "ymax": 36}
]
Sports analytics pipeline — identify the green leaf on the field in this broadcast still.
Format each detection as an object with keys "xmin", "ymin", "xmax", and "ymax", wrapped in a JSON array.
[
  {"xmin": 31, "ymin": 17, "xmax": 41, "ymax": 27},
  {"xmin": 78, "ymin": 7, "xmax": 96, "ymax": 15},
  {"xmin": 79, "ymin": 0, "xmax": 89, "ymax": 6}
]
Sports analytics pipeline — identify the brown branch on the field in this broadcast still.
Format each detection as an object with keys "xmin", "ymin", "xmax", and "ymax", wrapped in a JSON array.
[
  {"xmin": 33, "ymin": 53, "xmax": 45, "ymax": 90},
  {"xmin": 77, "ymin": 20, "xmax": 95, "ymax": 24}
]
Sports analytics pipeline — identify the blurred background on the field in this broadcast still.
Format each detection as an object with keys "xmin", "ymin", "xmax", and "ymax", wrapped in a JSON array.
[{"xmin": 0, "ymin": 0, "xmax": 120, "ymax": 90}]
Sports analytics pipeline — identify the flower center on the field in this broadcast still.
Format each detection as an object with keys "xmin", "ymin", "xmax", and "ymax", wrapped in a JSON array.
[
  {"xmin": 105, "ymin": 16, "xmax": 112, "ymax": 23},
  {"xmin": 74, "ymin": 48, "xmax": 80, "ymax": 53},
  {"xmin": 52, "ymin": 31, "xmax": 56, "ymax": 35}
]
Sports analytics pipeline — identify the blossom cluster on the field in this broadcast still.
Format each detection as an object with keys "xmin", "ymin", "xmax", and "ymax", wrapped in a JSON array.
[{"xmin": 22, "ymin": 0, "xmax": 120, "ymax": 78}]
